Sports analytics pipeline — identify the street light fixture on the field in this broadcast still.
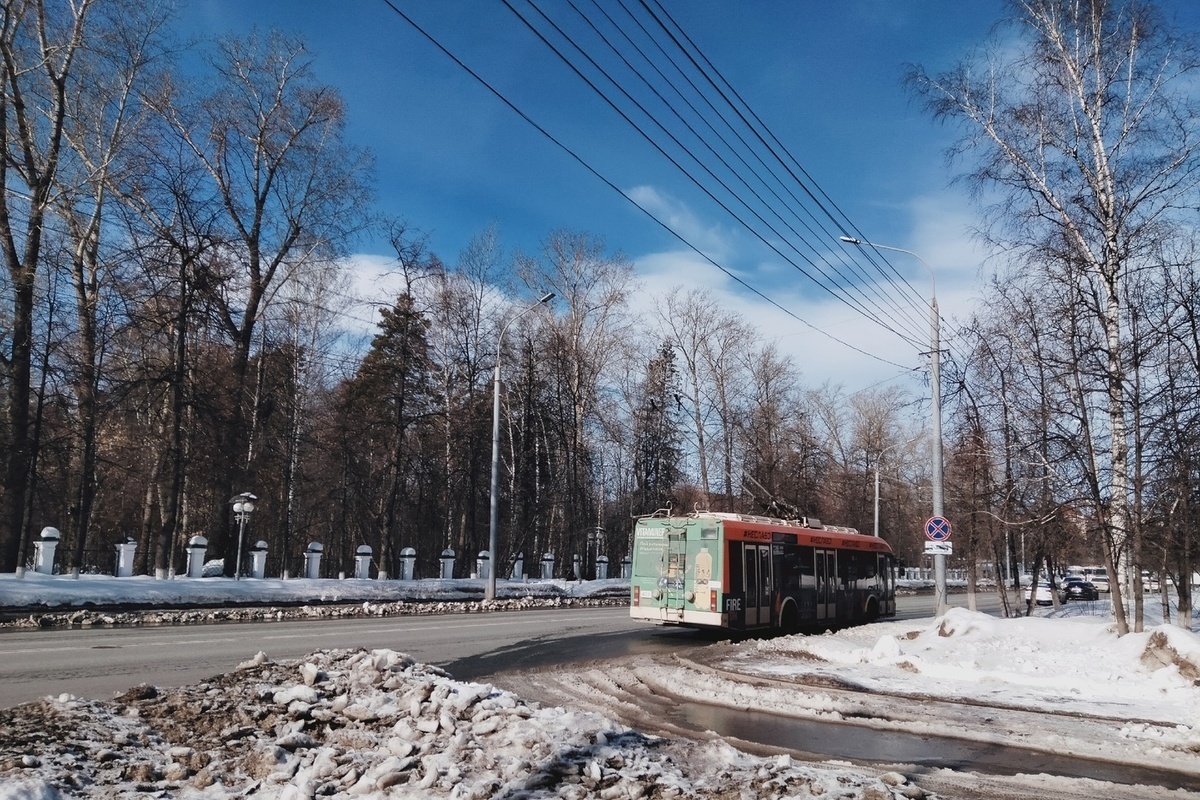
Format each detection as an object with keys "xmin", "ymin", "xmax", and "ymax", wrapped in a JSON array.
[
  {"xmin": 840, "ymin": 235, "xmax": 947, "ymax": 613},
  {"xmin": 487, "ymin": 292, "xmax": 555, "ymax": 602},
  {"xmin": 230, "ymin": 492, "xmax": 257, "ymax": 581}
]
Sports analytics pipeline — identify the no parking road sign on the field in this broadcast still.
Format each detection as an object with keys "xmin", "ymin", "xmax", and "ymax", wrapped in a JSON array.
[{"xmin": 924, "ymin": 515, "xmax": 952, "ymax": 542}]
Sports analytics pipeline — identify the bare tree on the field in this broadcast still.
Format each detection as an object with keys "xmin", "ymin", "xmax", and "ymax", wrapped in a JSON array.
[
  {"xmin": 50, "ymin": 0, "xmax": 174, "ymax": 574},
  {"xmin": 0, "ymin": 0, "xmax": 101, "ymax": 572},
  {"xmin": 157, "ymin": 29, "xmax": 373, "ymax": 570},
  {"xmin": 516, "ymin": 230, "xmax": 634, "ymax": 561},
  {"xmin": 656, "ymin": 286, "xmax": 724, "ymax": 503},
  {"xmin": 910, "ymin": 0, "xmax": 1200, "ymax": 634}
]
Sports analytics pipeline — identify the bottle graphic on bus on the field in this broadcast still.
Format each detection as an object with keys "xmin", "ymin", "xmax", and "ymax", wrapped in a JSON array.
[{"xmin": 696, "ymin": 544, "xmax": 710, "ymax": 587}]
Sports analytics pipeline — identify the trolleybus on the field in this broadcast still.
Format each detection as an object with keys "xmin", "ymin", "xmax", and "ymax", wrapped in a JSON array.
[{"xmin": 629, "ymin": 511, "xmax": 896, "ymax": 632}]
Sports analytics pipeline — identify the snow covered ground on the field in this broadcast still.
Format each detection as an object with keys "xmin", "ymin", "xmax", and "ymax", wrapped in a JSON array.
[
  {"xmin": 1, "ymin": 574, "xmax": 1199, "ymax": 799},
  {"xmin": 0, "ymin": 571, "xmax": 630, "ymax": 612}
]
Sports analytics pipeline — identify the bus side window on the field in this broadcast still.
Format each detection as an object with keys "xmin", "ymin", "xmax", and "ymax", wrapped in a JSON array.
[
  {"xmin": 799, "ymin": 546, "xmax": 815, "ymax": 591},
  {"xmin": 728, "ymin": 544, "xmax": 744, "ymax": 596},
  {"xmin": 782, "ymin": 545, "xmax": 801, "ymax": 591}
]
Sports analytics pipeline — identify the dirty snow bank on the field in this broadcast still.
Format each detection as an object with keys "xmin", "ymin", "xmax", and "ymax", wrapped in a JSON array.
[{"xmin": 0, "ymin": 648, "xmax": 929, "ymax": 799}]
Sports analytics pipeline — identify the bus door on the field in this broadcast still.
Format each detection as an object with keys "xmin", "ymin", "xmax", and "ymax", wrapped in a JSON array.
[
  {"xmin": 815, "ymin": 549, "xmax": 836, "ymax": 621},
  {"xmin": 661, "ymin": 531, "xmax": 688, "ymax": 621},
  {"xmin": 743, "ymin": 543, "xmax": 772, "ymax": 626}
]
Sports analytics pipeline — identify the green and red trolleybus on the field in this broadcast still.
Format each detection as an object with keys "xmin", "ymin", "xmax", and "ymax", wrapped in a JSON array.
[{"xmin": 629, "ymin": 511, "xmax": 896, "ymax": 632}]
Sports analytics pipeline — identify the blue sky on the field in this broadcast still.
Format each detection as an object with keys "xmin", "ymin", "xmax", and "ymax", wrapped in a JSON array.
[{"xmin": 173, "ymin": 2, "xmax": 1200, "ymax": 393}]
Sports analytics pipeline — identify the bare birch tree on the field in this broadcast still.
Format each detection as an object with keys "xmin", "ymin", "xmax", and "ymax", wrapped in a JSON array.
[
  {"xmin": 910, "ymin": 0, "xmax": 1200, "ymax": 634},
  {"xmin": 0, "ymin": 0, "xmax": 100, "ymax": 572}
]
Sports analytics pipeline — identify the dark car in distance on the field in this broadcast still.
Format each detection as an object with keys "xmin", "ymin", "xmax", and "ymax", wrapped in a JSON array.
[{"xmin": 1061, "ymin": 578, "xmax": 1100, "ymax": 602}]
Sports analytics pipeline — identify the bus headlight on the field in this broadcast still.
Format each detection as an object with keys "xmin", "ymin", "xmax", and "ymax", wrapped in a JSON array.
[
  {"xmin": 685, "ymin": 591, "xmax": 695, "ymax": 603},
  {"xmin": 653, "ymin": 589, "xmax": 663, "ymax": 600}
]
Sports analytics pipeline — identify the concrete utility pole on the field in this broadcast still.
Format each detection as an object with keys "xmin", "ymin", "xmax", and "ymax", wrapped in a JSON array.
[{"xmin": 840, "ymin": 236, "xmax": 947, "ymax": 614}]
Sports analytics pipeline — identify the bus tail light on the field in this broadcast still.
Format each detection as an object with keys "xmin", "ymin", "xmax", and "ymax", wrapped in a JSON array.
[{"xmin": 633, "ymin": 586, "xmax": 640, "ymax": 606}]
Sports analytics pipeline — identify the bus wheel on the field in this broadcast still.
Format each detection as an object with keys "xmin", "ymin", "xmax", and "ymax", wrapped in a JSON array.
[
  {"xmin": 780, "ymin": 601, "xmax": 800, "ymax": 634},
  {"xmin": 864, "ymin": 597, "xmax": 880, "ymax": 622}
]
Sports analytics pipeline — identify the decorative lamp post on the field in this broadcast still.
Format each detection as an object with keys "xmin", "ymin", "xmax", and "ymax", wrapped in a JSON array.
[
  {"xmin": 230, "ymin": 492, "xmax": 257, "ymax": 581},
  {"xmin": 487, "ymin": 292, "xmax": 555, "ymax": 602},
  {"xmin": 840, "ymin": 236, "xmax": 946, "ymax": 613}
]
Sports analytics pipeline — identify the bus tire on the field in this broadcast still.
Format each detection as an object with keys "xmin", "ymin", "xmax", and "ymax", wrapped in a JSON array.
[
  {"xmin": 864, "ymin": 597, "xmax": 880, "ymax": 622},
  {"xmin": 779, "ymin": 600, "xmax": 800, "ymax": 634}
]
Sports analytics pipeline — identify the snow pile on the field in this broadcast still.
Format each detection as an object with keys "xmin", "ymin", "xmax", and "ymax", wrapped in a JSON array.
[
  {"xmin": 0, "ymin": 647, "xmax": 930, "ymax": 799},
  {"xmin": 0, "ymin": 572, "xmax": 630, "ymax": 616},
  {"xmin": 713, "ymin": 607, "xmax": 1200, "ymax": 774}
]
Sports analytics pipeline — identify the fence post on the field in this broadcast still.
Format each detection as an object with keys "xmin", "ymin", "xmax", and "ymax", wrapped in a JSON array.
[
  {"xmin": 249, "ymin": 540, "xmax": 268, "ymax": 579},
  {"xmin": 185, "ymin": 535, "xmax": 208, "ymax": 578},
  {"xmin": 304, "ymin": 542, "xmax": 324, "ymax": 579},
  {"xmin": 33, "ymin": 527, "xmax": 60, "ymax": 575},
  {"xmin": 399, "ymin": 547, "xmax": 416, "ymax": 580},
  {"xmin": 115, "ymin": 538, "xmax": 137, "ymax": 577},
  {"xmin": 354, "ymin": 545, "xmax": 372, "ymax": 579}
]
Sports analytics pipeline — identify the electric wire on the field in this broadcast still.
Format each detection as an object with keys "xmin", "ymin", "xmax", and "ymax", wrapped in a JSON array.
[
  {"xmin": 558, "ymin": 0, "xmax": 931, "ymax": 349},
  {"xmin": 639, "ymin": 0, "xmax": 934, "ymax": 318},
  {"xmin": 605, "ymin": 0, "xmax": 968, "ymax": 367},
  {"xmin": 504, "ymin": 0, "xmax": 926, "ymax": 349},
  {"xmin": 598, "ymin": 0, "xmax": 933, "ymax": 340},
  {"xmin": 379, "ymin": 0, "xmax": 910, "ymax": 369},
  {"xmin": 384, "ymin": 0, "xmax": 926, "ymax": 357},
  {"xmin": 637, "ymin": 0, "xmax": 970, "ymax": 372}
]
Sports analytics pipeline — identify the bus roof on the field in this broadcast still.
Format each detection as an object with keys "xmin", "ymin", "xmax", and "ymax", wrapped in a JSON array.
[{"xmin": 638, "ymin": 511, "xmax": 894, "ymax": 553}]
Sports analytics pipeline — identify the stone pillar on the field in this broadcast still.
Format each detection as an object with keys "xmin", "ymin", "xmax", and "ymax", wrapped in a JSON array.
[
  {"xmin": 511, "ymin": 552, "xmax": 524, "ymax": 580},
  {"xmin": 620, "ymin": 554, "xmax": 632, "ymax": 580},
  {"xmin": 115, "ymin": 539, "xmax": 137, "ymax": 577},
  {"xmin": 249, "ymin": 540, "xmax": 268, "ymax": 579},
  {"xmin": 354, "ymin": 545, "xmax": 372, "ymax": 579},
  {"xmin": 475, "ymin": 550, "xmax": 490, "ymax": 580},
  {"xmin": 399, "ymin": 547, "xmax": 416, "ymax": 581},
  {"xmin": 185, "ymin": 536, "xmax": 208, "ymax": 578},
  {"xmin": 439, "ymin": 548, "xmax": 455, "ymax": 579},
  {"xmin": 33, "ymin": 527, "xmax": 60, "ymax": 575},
  {"xmin": 596, "ymin": 555, "xmax": 609, "ymax": 580},
  {"xmin": 304, "ymin": 542, "xmax": 324, "ymax": 579},
  {"xmin": 540, "ymin": 552, "xmax": 555, "ymax": 580},
  {"xmin": 572, "ymin": 553, "xmax": 583, "ymax": 581}
]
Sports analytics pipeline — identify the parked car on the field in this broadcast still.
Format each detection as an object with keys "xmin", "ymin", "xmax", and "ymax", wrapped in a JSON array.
[
  {"xmin": 1060, "ymin": 578, "xmax": 1099, "ymax": 602},
  {"xmin": 1089, "ymin": 572, "xmax": 1110, "ymax": 593},
  {"xmin": 1025, "ymin": 581, "xmax": 1054, "ymax": 606}
]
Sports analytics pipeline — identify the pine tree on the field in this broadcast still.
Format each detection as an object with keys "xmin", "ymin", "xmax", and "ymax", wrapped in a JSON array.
[{"xmin": 631, "ymin": 343, "xmax": 684, "ymax": 514}]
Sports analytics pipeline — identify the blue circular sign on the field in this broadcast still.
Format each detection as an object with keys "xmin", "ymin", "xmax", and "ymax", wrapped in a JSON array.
[{"xmin": 925, "ymin": 516, "xmax": 952, "ymax": 541}]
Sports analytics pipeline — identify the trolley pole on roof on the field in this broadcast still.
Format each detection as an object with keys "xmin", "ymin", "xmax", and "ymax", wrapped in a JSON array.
[
  {"xmin": 487, "ymin": 292, "xmax": 554, "ymax": 602},
  {"xmin": 840, "ymin": 236, "xmax": 947, "ymax": 614}
]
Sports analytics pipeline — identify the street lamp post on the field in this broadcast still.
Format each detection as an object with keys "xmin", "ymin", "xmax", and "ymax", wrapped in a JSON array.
[
  {"xmin": 487, "ymin": 292, "xmax": 555, "ymax": 602},
  {"xmin": 840, "ymin": 236, "xmax": 947, "ymax": 613},
  {"xmin": 230, "ymin": 492, "xmax": 257, "ymax": 581}
]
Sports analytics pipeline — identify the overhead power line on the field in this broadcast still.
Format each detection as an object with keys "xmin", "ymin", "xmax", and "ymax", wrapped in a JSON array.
[{"xmin": 384, "ymin": 0, "xmax": 945, "ymax": 371}]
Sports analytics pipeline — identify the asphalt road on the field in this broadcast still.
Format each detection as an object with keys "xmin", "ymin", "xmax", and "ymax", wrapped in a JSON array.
[{"xmin": 0, "ymin": 590, "xmax": 1001, "ymax": 710}]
